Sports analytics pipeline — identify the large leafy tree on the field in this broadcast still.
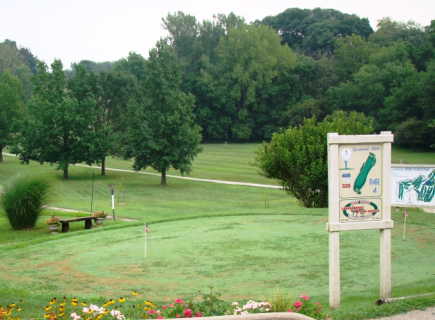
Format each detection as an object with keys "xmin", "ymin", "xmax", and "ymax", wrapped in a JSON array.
[
  {"xmin": 68, "ymin": 64, "xmax": 138, "ymax": 175},
  {"xmin": 123, "ymin": 40, "xmax": 202, "ymax": 186},
  {"xmin": 198, "ymin": 23, "xmax": 297, "ymax": 140},
  {"xmin": 0, "ymin": 70, "xmax": 24, "ymax": 162},
  {"xmin": 14, "ymin": 60, "xmax": 96, "ymax": 179},
  {"xmin": 254, "ymin": 111, "xmax": 374, "ymax": 208},
  {"xmin": 0, "ymin": 40, "xmax": 36, "ymax": 104},
  {"xmin": 261, "ymin": 8, "xmax": 373, "ymax": 57}
]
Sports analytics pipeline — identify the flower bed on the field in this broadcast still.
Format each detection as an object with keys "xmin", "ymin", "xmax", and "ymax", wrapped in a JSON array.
[{"xmin": 0, "ymin": 290, "xmax": 326, "ymax": 320}]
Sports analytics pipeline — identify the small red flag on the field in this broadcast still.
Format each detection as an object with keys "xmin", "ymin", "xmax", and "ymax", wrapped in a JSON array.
[
  {"xmin": 403, "ymin": 210, "xmax": 408, "ymax": 218},
  {"xmin": 145, "ymin": 223, "xmax": 150, "ymax": 233}
]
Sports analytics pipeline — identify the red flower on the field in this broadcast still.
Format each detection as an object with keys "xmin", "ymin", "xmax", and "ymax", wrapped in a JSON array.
[
  {"xmin": 174, "ymin": 299, "xmax": 184, "ymax": 305},
  {"xmin": 195, "ymin": 311, "xmax": 202, "ymax": 317},
  {"xmin": 294, "ymin": 301, "xmax": 302, "ymax": 307},
  {"xmin": 183, "ymin": 309, "xmax": 193, "ymax": 318},
  {"xmin": 300, "ymin": 295, "xmax": 309, "ymax": 301}
]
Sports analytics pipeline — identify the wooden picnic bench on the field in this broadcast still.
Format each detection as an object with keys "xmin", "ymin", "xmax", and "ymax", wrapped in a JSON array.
[{"xmin": 60, "ymin": 217, "xmax": 96, "ymax": 233}]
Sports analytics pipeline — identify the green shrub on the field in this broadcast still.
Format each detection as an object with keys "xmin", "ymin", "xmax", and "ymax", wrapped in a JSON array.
[
  {"xmin": 254, "ymin": 111, "xmax": 374, "ymax": 208},
  {"xmin": 0, "ymin": 172, "xmax": 51, "ymax": 230}
]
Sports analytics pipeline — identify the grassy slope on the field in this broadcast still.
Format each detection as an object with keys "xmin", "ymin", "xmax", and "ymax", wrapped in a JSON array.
[{"xmin": 1, "ymin": 144, "xmax": 435, "ymax": 319}]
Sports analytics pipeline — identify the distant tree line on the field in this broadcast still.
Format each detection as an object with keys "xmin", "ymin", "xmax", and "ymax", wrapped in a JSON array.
[{"xmin": 1, "ymin": 7, "xmax": 435, "ymax": 181}]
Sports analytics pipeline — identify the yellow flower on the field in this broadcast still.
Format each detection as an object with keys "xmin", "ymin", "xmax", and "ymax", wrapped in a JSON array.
[
  {"xmin": 144, "ymin": 307, "xmax": 150, "ymax": 311},
  {"xmin": 118, "ymin": 297, "xmax": 126, "ymax": 303},
  {"xmin": 103, "ymin": 303, "xmax": 108, "ymax": 308},
  {"xmin": 19, "ymin": 300, "xmax": 24, "ymax": 304},
  {"xmin": 59, "ymin": 313, "xmax": 65, "ymax": 317},
  {"xmin": 17, "ymin": 308, "xmax": 21, "ymax": 312},
  {"xmin": 71, "ymin": 302, "xmax": 78, "ymax": 306},
  {"xmin": 60, "ymin": 302, "xmax": 66, "ymax": 307},
  {"xmin": 59, "ymin": 307, "xmax": 65, "ymax": 312},
  {"xmin": 81, "ymin": 302, "xmax": 87, "ymax": 307},
  {"xmin": 96, "ymin": 314, "xmax": 102, "ymax": 320},
  {"xmin": 72, "ymin": 298, "xmax": 78, "ymax": 303},
  {"xmin": 45, "ymin": 306, "xmax": 51, "ymax": 311},
  {"xmin": 132, "ymin": 291, "xmax": 138, "ymax": 296},
  {"xmin": 43, "ymin": 313, "xmax": 50, "ymax": 318},
  {"xmin": 9, "ymin": 304, "xmax": 16, "ymax": 307},
  {"xmin": 137, "ymin": 304, "xmax": 142, "ymax": 307},
  {"xmin": 103, "ymin": 310, "xmax": 109, "ymax": 315},
  {"xmin": 86, "ymin": 317, "xmax": 91, "ymax": 320},
  {"xmin": 15, "ymin": 317, "xmax": 20, "ymax": 320}
]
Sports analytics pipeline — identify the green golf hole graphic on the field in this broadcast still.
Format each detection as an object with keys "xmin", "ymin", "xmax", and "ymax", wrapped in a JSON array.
[{"xmin": 354, "ymin": 152, "xmax": 377, "ymax": 194}]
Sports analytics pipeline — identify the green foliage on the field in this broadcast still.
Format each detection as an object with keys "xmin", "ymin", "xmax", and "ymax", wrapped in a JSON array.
[
  {"xmin": 266, "ymin": 288, "xmax": 295, "ymax": 312},
  {"xmin": 394, "ymin": 118, "xmax": 429, "ymax": 150},
  {"xmin": 261, "ymin": 7, "xmax": 373, "ymax": 57},
  {"xmin": 198, "ymin": 23, "xmax": 297, "ymax": 140},
  {"xmin": 123, "ymin": 40, "xmax": 202, "ymax": 185},
  {"xmin": 196, "ymin": 286, "xmax": 229, "ymax": 316},
  {"xmin": 0, "ymin": 70, "xmax": 24, "ymax": 161},
  {"xmin": 13, "ymin": 60, "xmax": 97, "ymax": 179},
  {"xmin": 254, "ymin": 111, "xmax": 374, "ymax": 207},
  {"xmin": 0, "ymin": 172, "xmax": 51, "ymax": 230}
]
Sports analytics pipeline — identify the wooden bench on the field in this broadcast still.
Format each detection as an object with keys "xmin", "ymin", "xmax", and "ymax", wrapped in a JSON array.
[{"xmin": 60, "ymin": 217, "xmax": 96, "ymax": 232}]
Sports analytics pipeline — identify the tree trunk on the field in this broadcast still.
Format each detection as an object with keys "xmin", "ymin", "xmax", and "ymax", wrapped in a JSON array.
[
  {"xmin": 160, "ymin": 168, "xmax": 167, "ymax": 186},
  {"xmin": 102, "ymin": 157, "xmax": 106, "ymax": 176},
  {"xmin": 63, "ymin": 166, "xmax": 69, "ymax": 179},
  {"xmin": 0, "ymin": 146, "xmax": 3, "ymax": 163}
]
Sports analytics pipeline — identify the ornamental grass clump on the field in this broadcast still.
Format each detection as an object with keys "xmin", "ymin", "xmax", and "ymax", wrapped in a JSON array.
[
  {"xmin": 266, "ymin": 288, "xmax": 295, "ymax": 312},
  {"xmin": 0, "ymin": 172, "xmax": 51, "ymax": 230}
]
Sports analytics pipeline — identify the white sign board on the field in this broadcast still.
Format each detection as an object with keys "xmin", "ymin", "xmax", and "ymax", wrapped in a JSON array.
[
  {"xmin": 390, "ymin": 166, "xmax": 435, "ymax": 206},
  {"xmin": 327, "ymin": 132, "xmax": 394, "ymax": 309}
]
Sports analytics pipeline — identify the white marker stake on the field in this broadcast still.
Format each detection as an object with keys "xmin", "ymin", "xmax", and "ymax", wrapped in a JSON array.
[{"xmin": 144, "ymin": 225, "xmax": 147, "ymax": 259}]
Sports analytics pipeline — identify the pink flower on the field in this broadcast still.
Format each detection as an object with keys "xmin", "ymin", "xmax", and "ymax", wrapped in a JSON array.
[
  {"xmin": 163, "ymin": 305, "xmax": 167, "ymax": 310},
  {"xmin": 174, "ymin": 299, "xmax": 184, "ymax": 304},
  {"xmin": 157, "ymin": 317, "xmax": 164, "ymax": 319},
  {"xmin": 183, "ymin": 309, "xmax": 193, "ymax": 318},
  {"xmin": 300, "ymin": 295, "xmax": 309, "ymax": 301},
  {"xmin": 287, "ymin": 309, "xmax": 293, "ymax": 313},
  {"xmin": 297, "ymin": 306, "xmax": 302, "ymax": 311},
  {"xmin": 149, "ymin": 310, "xmax": 155, "ymax": 315},
  {"xmin": 176, "ymin": 315, "xmax": 181, "ymax": 318},
  {"xmin": 294, "ymin": 301, "xmax": 302, "ymax": 308},
  {"xmin": 170, "ymin": 304, "xmax": 174, "ymax": 308},
  {"xmin": 195, "ymin": 311, "xmax": 202, "ymax": 317}
]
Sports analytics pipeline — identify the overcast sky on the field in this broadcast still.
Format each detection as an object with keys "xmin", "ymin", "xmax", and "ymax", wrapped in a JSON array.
[{"xmin": 1, "ymin": 0, "xmax": 434, "ymax": 69}]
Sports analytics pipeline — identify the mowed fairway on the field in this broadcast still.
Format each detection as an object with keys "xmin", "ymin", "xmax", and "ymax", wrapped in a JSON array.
[{"xmin": 1, "ymin": 144, "xmax": 435, "ymax": 319}]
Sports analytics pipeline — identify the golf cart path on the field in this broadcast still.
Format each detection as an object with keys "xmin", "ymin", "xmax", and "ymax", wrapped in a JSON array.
[
  {"xmin": 366, "ymin": 306, "xmax": 435, "ymax": 320},
  {"xmin": 2, "ymin": 152, "xmax": 280, "ymax": 189}
]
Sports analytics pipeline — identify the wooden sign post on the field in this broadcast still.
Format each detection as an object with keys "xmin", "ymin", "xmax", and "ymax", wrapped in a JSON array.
[{"xmin": 327, "ymin": 132, "xmax": 394, "ymax": 309}]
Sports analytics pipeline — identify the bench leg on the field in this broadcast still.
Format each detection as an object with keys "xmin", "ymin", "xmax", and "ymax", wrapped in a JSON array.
[
  {"xmin": 62, "ymin": 223, "xmax": 70, "ymax": 233},
  {"xmin": 85, "ymin": 219, "xmax": 93, "ymax": 229}
]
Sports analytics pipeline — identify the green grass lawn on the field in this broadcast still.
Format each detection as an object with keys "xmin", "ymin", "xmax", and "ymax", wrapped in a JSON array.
[{"xmin": 1, "ymin": 144, "xmax": 435, "ymax": 319}]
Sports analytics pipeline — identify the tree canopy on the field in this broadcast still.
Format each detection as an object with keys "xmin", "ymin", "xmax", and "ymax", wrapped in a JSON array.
[{"xmin": 123, "ymin": 40, "xmax": 202, "ymax": 185}]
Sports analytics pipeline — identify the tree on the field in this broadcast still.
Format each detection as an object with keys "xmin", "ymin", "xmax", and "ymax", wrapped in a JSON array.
[
  {"xmin": 0, "ymin": 70, "xmax": 24, "ymax": 162},
  {"xmin": 14, "ymin": 60, "xmax": 96, "ymax": 179},
  {"xmin": 68, "ymin": 64, "xmax": 138, "ymax": 175},
  {"xmin": 198, "ymin": 23, "xmax": 297, "ymax": 140},
  {"xmin": 123, "ymin": 40, "xmax": 202, "ymax": 186},
  {"xmin": 261, "ymin": 8, "xmax": 373, "ymax": 57},
  {"xmin": 254, "ymin": 111, "xmax": 374, "ymax": 208}
]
